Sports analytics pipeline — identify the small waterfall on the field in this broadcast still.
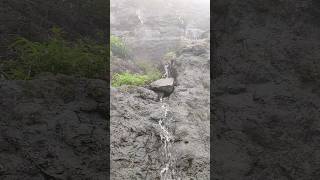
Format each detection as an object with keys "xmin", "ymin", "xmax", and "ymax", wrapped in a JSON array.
[
  {"xmin": 159, "ymin": 96, "xmax": 180, "ymax": 180},
  {"xmin": 136, "ymin": 9, "xmax": 144, "ymax": 24},
  {"xmin": 175, "ymin": 10, "xmax": 184, "ymax": 25},
  {"xmin": 163, "ymin": 64, "xmax": 170, "ymax": 78},
  {"xmin": 158, "ymin": 65, "xmax": 180, "ymax": 180},
  {"xmin": 184, "ymin": 28, "xmax": 203, "ymax": 41}
]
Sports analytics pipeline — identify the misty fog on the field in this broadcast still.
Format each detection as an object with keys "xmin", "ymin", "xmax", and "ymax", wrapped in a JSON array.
[{"xmin": 111, "ymin": 0, "xmax": 210, "ymax": 61}]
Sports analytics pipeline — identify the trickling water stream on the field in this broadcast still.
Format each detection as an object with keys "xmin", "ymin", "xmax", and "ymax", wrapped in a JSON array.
[
  {"xmin": 184, "ymin": 27, "xmax": 203, "ymax": 41},
  {"xmin": 159, "ymin": 96, "xmax": 181, "ymax": 180},
  {"xmin": 136, "ymin": 9, "xmax": 144, "ymax": 24},
  {"xmin": 158, "ymin": 65, "xmax": 180, "ymax": 180},
  {"xmin": 162, "ymin": 64, "xmax": 170, "ymax": 78}
]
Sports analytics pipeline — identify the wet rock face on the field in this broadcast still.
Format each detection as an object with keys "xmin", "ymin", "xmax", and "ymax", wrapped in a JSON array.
[
  {"xmin": 111, "ymin": 40, "xmax": 210, "ymax": 179},
  {"xmin": 213, "ymin": 0, "xmax": 320, "ymax": 179},
  {"xmin": 0, "ymin": 75, "xmax": 108, "ymax": 179}
]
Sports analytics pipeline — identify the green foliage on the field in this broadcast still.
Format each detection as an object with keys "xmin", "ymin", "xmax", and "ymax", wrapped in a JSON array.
[
  {"xmin": 110, "ymin": 35, "xmax": 129, "ymax": 58},
  {"xmin": 4, "ymin": 28, "xmax": 108, "ymax": 80},
  {"xmin": 112, "ymin": 71, "xmax": 161, "ymax": 87}
]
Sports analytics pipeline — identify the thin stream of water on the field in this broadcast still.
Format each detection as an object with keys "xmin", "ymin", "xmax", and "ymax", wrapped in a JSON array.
[
  {"xmin": 184, "ymin": 28, "xmax": 202, "ymax": 41},
  {"xmin": 158, "ymin": 65, "xmax": 180, "ymax": 180},
  {"xmin": 163, "ymin": 64, "xmax": 169, "ymax": 78},
  {"xmin": 136, "ymin": 9, "xmax": 144, "ymax": 24}
]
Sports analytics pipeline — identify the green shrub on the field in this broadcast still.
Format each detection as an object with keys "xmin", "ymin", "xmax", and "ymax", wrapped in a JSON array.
[
  {"xmin": 112, "ymin": 71, "xmax": 161, "ymax": 87},
  {"xmin": 4, "ymin": 28, "xmax": 108, "ymax": 80},
  {"xmin": 110, "ymin": 35, "xmax": 129, "ymax": 58}
]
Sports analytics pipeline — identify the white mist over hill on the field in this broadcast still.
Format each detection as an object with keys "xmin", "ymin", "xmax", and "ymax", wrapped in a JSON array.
[{"xmin": 111, "ymin": 0, "xmax": 210, "ymax": 61}]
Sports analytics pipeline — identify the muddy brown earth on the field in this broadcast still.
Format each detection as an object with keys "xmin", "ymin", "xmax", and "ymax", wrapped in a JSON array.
[{"xmin": 212, "ymin": 0, "xmax": 320, "ymax": 179}]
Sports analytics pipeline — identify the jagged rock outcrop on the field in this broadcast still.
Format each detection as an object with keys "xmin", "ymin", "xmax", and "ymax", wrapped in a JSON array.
[
  {"xmin": 111, "ymin": 39, "xmax": 210, "ymax": 179},
  {"xmin": 0, "ymin": 74, "xmax": 108, "ymax": 179}
]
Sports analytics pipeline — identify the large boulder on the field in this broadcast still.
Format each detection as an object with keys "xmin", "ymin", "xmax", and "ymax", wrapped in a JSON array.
[{"xmin": 149, "ymin": 78, "xmax": 174, "ymax": 94}]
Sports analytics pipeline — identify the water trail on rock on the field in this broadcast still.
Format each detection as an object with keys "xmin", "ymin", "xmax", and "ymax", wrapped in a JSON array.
[
  {"xmin": 136, "ymin": 9, "xmax": 144, "ymax": 24},
  {"xmin": 163, "ymin": 64, "xmax": 170, "ymax": 78},
  {"xmin": 184, "ymin": 27, "xmax": 203, "ymax": 41},
  {"xmin": 158, "ymin": 65, "xmax": 180, "ymax": 180}
]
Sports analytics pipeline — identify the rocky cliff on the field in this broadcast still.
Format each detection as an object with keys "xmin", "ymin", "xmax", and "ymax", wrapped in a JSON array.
[{"xmin": 111, "ymin": 39, "xmax": 210, "ymax": 179}]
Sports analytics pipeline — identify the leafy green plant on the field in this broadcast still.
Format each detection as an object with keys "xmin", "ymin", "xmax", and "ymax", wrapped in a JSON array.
[
  {"xmin": 4, "ymin": 27, "xmax": 108, "ymax": 80},
  {"xmin": 110, "ymin": 35, "xmax": 129, "ymax": 58},
  {"xmin": 112, "ymin": 71, "xmax": 161, "ymax": 87}
]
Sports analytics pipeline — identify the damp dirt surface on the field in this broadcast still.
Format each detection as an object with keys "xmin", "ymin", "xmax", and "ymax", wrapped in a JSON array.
[{"xmin": 212, "ymin": 0, "xmax": 320, "ymax": 179}]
